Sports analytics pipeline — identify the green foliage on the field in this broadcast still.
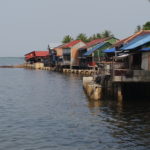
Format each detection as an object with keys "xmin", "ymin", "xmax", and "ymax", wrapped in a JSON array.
[
  {"xmin": 135, "ymin": 21, "xmax": 150, "ymax": 33},
  {"xmin": 61, "ymin": 31, "xmax": 116, "ymax": 43},
  {"xmin": 143, "ymin": 22, "xmax": 150, "ymax": 30},
  {"xmin": 101, "ymin": 30, "xmax": 114, "ymax": 38},
  {"xmin": 87, "ymin": 34, "xmax": 97, "ymax": 42},
  {"xmin": 96, "ymin": 33, "xmax": 102, "ymax": 39},
  {"xmin": 76, "ymin": 33, "xmax": 88, "ymax": 42},
  {"xmin": 87, "ymin": 33, "xmax": 102, "ymax": 42},
  {"xmin": 62, "ymin": 35, "xmax": 73, "ymax": 43}
]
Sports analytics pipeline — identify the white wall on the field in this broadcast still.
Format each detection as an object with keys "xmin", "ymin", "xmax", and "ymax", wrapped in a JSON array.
[{"xmin": 141, "ymin": 52, "xmax": 150, "ymax": 70}]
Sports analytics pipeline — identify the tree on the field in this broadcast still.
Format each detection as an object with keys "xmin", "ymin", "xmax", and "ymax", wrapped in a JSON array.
[
  {"xmin": 76, "ymin": 33, "xmax": 88, "ymax": 42},
  {"xmin": 62, "ymin": 35, "xmax": 73, "ymax": 43},
  {"xmin": 87, "ymin": 33, "xmax": 102, "ymax": 42},
  {"xmin": 90, "ymin": 34, "xmax": 97, "ymax": 41},
  {"xmin": 101, "ymin": 30, "xmax": 114, "ymax": 38},
  {"xmin": 96, "ymin": 33, "xmax": 102, "ymax": 39},
  {"xmin": 143, "ymin": 21, "xmax": 150, "ymax": 30},
  {"xmin": 135, "ymin": 25, "xmax": 142, "ymax": 33}
]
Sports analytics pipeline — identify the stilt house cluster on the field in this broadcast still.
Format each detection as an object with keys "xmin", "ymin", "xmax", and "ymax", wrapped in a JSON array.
[
  {"xmin": 25, "ymin": 37, "xmax": 118, "ymax": 69},
  {"xmin": 25, "ymin": 30, "xmax": 150, "ymax": 79}
]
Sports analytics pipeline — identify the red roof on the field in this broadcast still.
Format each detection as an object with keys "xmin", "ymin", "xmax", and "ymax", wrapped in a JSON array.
[
  {"xmin": 62, "ymin": 40, "xmax": 83, "ymax": 48},
  {"xmin": 25, "ymin": 51, "xmax": 49, "ymax": 60},
  {"xmin": 54, "ymin": 40, "xmax": 85, "ymax": 49},
  {"xmin": 80, "ymin": 38, "xmax": 110, "ymax": 49},
  {"xmin": 34, "ymin": 51, "xmax": 49, "ymax": 57}
]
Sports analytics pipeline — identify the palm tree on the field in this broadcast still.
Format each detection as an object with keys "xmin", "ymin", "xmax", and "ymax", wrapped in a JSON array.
[
  {"xmin": 87, "ymin": 33, "xmax": 102, "ymax": 42},
  {"xmin": 62, "ymin": 35, "xmax": 73, "ymax": 43},
  {"xmin": 76, "ymin": 33, "xmax": 88, "ymax": 42},
  {"xmin": 101, "ymin": 30, "xmax": 114, "ymax": 38}
]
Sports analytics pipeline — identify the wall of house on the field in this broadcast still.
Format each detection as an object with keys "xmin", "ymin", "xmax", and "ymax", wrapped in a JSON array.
[
  {"xmin": 141, "ymin": 52, "xmax": 150, "ymax": 70},
  {"xmin": 71, "ymin": 42, "xmax": 86, "ymax": 66},
  {"xmin": 72, "ymin": 42, "xmax": 86, "ymax": 49},
  {"xmin": 71, "ymin": 48, "xmax": 79, "ymax": 66},
  {"xmin": 54, "ymin": 48, "xmax": 63, "ymax": 57}
]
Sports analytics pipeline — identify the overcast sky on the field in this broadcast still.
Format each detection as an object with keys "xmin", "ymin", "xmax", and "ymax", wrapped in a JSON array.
[{"xmin": 0, "ymin": 0, "xmax": 150, "ymax": 56}]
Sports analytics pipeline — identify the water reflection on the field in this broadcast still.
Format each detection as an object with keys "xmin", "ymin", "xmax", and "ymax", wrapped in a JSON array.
[
  {"xmin": 88, "ymin": 100, "xmax": 102, "ymax": 108},
  {"xmin": 87, "ymin": 98, "xmax": 150, "ymax": 149}
]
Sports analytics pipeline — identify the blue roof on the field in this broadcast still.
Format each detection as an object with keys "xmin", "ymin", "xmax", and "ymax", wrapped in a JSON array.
[
  {"xmin": 103, "ymin": 47, "xmax": 116, "ymax": 53},
  {"xmin": 140, "ymin": 47, "xmax": 150, "ymax": 51},
  {"xmin": 83, "ymin": 42, "xmax": 106, "ymax": 56},
  {"xmin": 121, "ymin": 34, "xmax": 150, "ymax": 50}
]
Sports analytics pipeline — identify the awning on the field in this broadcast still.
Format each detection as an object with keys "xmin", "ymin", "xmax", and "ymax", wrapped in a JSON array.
[
  {"xmin": 121, "ymin": 34, "xmax": 150, "ymax": 50},
  {"xmin": 103, "ymin": 47, "xmax": 116, "ymax": 53},
  {"xmin": 83, "ymin": 42, "xmax": 106, "ymax": 56}
]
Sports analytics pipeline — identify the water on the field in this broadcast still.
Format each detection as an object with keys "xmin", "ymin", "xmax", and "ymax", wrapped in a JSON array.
[
  {"xmin": 0, "ymin": 58, "xmax": 150, "ymax": 150},
  {"xmin": 0, "ymin": 57, "xmax": 24, "ymax": 66}
]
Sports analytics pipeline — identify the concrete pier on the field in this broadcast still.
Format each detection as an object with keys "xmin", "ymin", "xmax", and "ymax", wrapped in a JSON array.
[
  {"xmin": 83, "ymin": 77, "xmax": 102, "ymax": 100},
  {"xmin": 24, "ymin": 63, "xmax": 56, "ymax": 71},
  {"xmin": 24, "ymin": 63, "xmax": 98, "ymax": 76},
  {"xmin": 63, "ymin": 69, "xmax": 98, "ymax": 76}
]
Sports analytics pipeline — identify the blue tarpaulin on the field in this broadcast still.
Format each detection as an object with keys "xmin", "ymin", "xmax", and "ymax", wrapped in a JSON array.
[
  {"xmin": 83, "ymin": 42, "xmax": 106, "ymax": 56},
  {"xmin": 103, "ymin": 47, "xmax": 116, "ymax": 53},
  {"xmin": 140, "ymin": 47, "xmax": 150, "ymax": 51},
  {"xmin": 121, "ymin": 34, "xmax": 150, "ymax": 50}
]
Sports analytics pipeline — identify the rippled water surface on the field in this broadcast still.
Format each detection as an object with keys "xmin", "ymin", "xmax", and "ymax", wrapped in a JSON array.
[{"xmin": 0, "ymin": 58, "xmax": 150, "ymax": 150}]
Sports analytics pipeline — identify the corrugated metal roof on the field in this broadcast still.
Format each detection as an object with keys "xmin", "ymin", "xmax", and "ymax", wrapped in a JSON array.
[
  {"xmin": 54, "ymin": 40, "xmax": 83, "ymax": 49},
  {"xmin": 34, "ymin": 51, "xmax": 49, "ymax": 57},
  {"xmin": 124, "ymin": 30, "xmax": 150, "ymax": 44},
  {"xmin": 83, "ymin": 42, "xmax": 106, "ymax": 56},
  {"xmin": 80, "ymin": 38, "xmax": 109, "ymax": 50},
  {"xmin": 121, "ymin": 34, "xmax": 150, "ymax": 50},
  {"xmin": 103, "ymin": 47, "xmax": 116, "ymax": 53},
  {"xmin": 113, "ymin": 30, "xmax": 150, "ymax": 48},
  {"xmin": 62, "ymin": 40, "xmax": 83, "ymax": 48},
  {"xmin": 25, "ymin": 51, "xmax": 49, "ymax": 60}
]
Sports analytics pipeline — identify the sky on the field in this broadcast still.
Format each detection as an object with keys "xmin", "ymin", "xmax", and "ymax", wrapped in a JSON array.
[{"xmin": 0, "ymin": 0, "xmax": 150, "ymax": 57}]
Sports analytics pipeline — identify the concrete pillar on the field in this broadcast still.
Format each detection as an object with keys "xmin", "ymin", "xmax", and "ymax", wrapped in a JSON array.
[
  {"xmin": 83, "ymin": 77, "xmax": 93, "ymax": 89},
  {"xmin": 116, "ymin": 83, "xmax": 123, "ymax": 101},
  {"xmin": 34, "ymin": 63, "xmax": 44, "ymax": 69}
]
